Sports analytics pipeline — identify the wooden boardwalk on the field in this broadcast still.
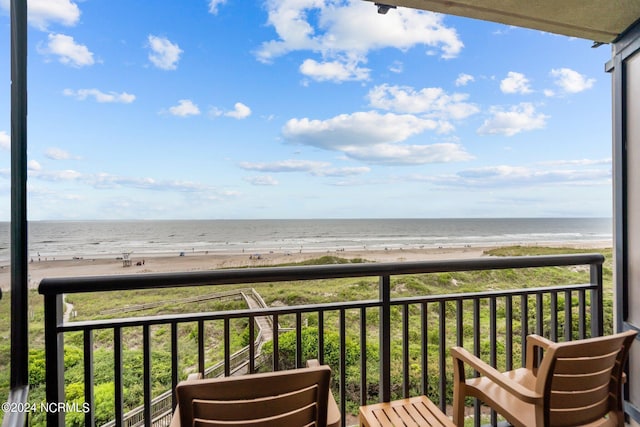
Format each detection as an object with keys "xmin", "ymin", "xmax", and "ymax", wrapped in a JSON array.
[{"xmin": 242, "ymin": 290, "xmax": 274, "ymax": 344}]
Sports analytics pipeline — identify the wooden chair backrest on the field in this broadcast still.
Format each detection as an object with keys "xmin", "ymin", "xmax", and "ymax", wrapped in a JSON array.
[
  {"xmin": 176, "ymin": 365, "xmax": 331, "ymax": 427},
  {"xmin": 534, "ymin": 330, "xmax": 636, "ymax": 427}
]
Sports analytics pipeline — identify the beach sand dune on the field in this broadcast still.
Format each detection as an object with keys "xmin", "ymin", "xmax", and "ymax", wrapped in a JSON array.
[{"xmin": 0, "ymin": 242, "xmax": 611, "ymax": 292}]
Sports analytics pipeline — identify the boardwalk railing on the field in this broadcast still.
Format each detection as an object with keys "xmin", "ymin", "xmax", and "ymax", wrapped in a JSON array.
[{"xmin": 38, "ymin": 253, "xmax": 605, "ymax": 427}]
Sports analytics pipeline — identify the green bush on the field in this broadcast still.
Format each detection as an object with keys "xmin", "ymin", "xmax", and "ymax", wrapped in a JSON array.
[{"xmin": 28, "ymin": 349, "xmax": 46, "ymax": 386}]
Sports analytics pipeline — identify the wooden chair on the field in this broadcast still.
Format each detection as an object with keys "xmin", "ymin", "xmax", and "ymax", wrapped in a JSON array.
[
  {"xmin": 169, "ymin": 359, "xmax": 340, "ymax": 427},
  {"xmin": 451, "ymin": 330, "xmax": 637, "ymax": 427}
]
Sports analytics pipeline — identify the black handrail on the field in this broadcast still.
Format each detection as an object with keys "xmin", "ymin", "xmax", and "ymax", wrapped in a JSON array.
[{"xmin": 39, "ymin": 253, "xmax": 605, "ymax": 294}]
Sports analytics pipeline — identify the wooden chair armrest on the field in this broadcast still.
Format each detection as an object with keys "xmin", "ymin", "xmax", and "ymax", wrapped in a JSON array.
[
  {"xmin": 526, "ymin": 334, "xmax": 554, "ymax": 349},
  {"xmin": 525, "ymin": 334, "xmax": 554, "ymax": 372},
  {"xmin": 451, "ymin": 346, "xmax": 542, "ymax": 404}
]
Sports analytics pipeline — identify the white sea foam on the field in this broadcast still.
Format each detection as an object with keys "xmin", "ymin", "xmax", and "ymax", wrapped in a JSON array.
[{"xmin": 0, "ymin": 218, "xmax": 612, "ymax": 262}]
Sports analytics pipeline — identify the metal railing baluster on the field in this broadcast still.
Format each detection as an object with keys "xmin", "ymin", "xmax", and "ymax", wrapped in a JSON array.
[
  {"xmin": 490, "ymin": 297, "xmax": 497, "ymax": 426},
  {"xmin": 114, "ymin": 327, "xmax": 123, "ymax": 427},
  {"xmin": 521, "ymin": 294, "xmax": 529, "ymax": 367},
  {"xmin": 505, "ymin": 296, "xmax": 513, "ymax": 371},
  {"xmin": 421, "ymin": 302, "xmax": 429, "ymax": 397},
  {"xmin": 403, "ymin": 303, "xmax": 410, "ymax": 398},
  {"xmin": 579, "ymin": 290, "xmax": 586, "ymax": 339},
  {"xmin": 318, "ymin": 310, "xmax": 325, "ymax": 366},
  {"xmin": 564, "ymin": 290, "xmax": 572, "ymax": 340},
  {"xmin": 360, "ymin": 307, "xmax": 367, "ymax": 406},
  {"xmin": 223, "ymin": 318, "xmax": 230, "ymax": 376},
  {"xmin": 438, "ymin": 301, "xmax": 446, "ymax": 411},
  {"xmin": 536, "ymin": 293, "xmax": 543, "ymax": 337},
  {"xmin": 379, "ymin": 274, "xmax": 391, "ymax": 403},
  {"xmin": 198, "ymin": 320, "xmax": 205, "ymax": 375},
  {"xmin": 339, "ymin": 309, "xmax": 346, "ymax": 424},
  {"xmin": 170, "ymin": 323, "xmax": 178, "ymax": 409},
  {"xmin": 84, "ymin": 329, "xmax": 95, "ymax": 427},
  {"xmin": 473, "ymin": 298, "xmax": 481, "ymax": 427},
  {"xmin": 272, "ymin": 314, "xmax": 279, "ymax": 370},
  {"xmin": 551, "ymin": 291, "xmax": 558, "ymax": 341},
  {"xmin": 248, "ymin": 316, "xmax": 255, "ymax": 373},
  {"xmin": 296, "ymin": 312, "xmax": 303, "ymax": 368},
  {"xmin": 143, "ymin": 325, "xmax": 151, "ymax": 427}
]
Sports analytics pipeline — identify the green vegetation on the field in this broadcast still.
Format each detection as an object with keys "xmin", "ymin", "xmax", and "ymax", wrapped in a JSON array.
[{"xmin": 0, "ymin": 247, "xmax": 614, "ymax": 425}]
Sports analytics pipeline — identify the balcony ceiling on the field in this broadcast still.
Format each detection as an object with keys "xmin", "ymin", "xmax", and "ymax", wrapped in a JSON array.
[{"xmin": 364, "ymin": 0, "xmax": 640, "ymax": 43}]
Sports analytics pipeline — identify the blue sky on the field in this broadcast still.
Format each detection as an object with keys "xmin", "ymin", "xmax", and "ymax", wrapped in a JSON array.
[{"xmin": 0, "ymin": 0, "xmax": 613, "ymax": 220}]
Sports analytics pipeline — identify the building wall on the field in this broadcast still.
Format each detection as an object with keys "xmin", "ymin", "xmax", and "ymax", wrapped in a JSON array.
[
  {"xmin": 612, "ymin": 22, "xmax": 640, "ymax": 426},
  {"xmin": 627, "ymin": 50, "xmax": 640, "ymax": 426}
]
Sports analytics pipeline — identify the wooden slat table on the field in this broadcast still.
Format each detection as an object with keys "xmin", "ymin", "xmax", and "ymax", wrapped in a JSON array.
[{"xmin": 359, "ymin": 395, "xmax": 455, "ymax": 427}]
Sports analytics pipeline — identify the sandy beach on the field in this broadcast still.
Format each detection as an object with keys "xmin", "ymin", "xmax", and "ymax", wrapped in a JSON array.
[{"xmin": 0, "ymin": 241, "xmax": 611, "ymax": 292}]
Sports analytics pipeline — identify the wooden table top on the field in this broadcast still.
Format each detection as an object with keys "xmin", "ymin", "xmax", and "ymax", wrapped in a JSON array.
[{"xmin": 359, "ymin": 395, "xmax": 455, "ymax": 427}]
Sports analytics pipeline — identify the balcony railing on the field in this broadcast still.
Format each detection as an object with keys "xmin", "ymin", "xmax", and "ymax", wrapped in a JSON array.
[{"xmin": 37, "ymin": 253, "xmax": 604, "ymax": 427}]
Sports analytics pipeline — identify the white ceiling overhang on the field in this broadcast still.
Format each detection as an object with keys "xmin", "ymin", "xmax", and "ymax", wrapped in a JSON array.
[{"xmin": 364, "ymin": 0, "xmax": 640, "ymax": 43}]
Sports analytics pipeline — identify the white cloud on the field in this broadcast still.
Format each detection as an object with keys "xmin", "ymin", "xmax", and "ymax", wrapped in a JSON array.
[
  {"xmin": 539, "ymin": 158, "xmax": 611, "ymax": 167},
  {"xmin": 549, "ymin": 68, "xmax": 595, "ymax": 94},
  {"xmin": 425, "ymin": 164, "xmax": 611, "ymax": 188},
  {"xmin": 168, "ymin": 100, "xmax": 201, "ymax": 117},
  {"xmin": 343, "ymin": 142, "xmax": 473, "ymax": 165},
  {"xmin": 1, "ymin": 0, "xmax": 81, "ymax": 30},
  {"xmin": 210, "ymin": 102, "xmax": 253, "ymax": 119},
  {"xmin": 239, "ymin": 159, "xmax": 330, "ymax": 173},
  {"xmin": 239, "ymin": 159, "xmax": 371, "ymax": 177},
  {"xmin": 147, "ymin": 35, "xmax": 182, "ymax": 70},
  {"xmin": 244, "ymin": 175, "xmax": 279, "ymax": 186},
  {"xmin": 256, "ymin": 0, "xmax": 462, "ymax": 82},
  {"xmin": 311, "ymin": 166, "xmax": 370, "ymax": 177},
  {"xmin": 30, "ymin": 168, "xmax": 226, "ymax": 194},
  {"xmin": 89, "ymin": 174, "xmax": 208, "ymax": 191},
  {"xmin": 282, "ymin": 111, "xmax": 473, "ymax": 164},
  {"xmin": 40, "ymin": 33, "xmax": 94, "ymax": 67},
  {"xmin": 389, "ymin": 61, "xmax": 403, "ymax": 74},
  {"xmin": 63, "ymin": 88, "xmax": 135, "ymax": 103},
  {"xmin": 283, "ymin": 111, "xmax": 437, "ymax": 149},
  {"xmin": 300, "ymin": 58, "xmax": 370, "ymax": 82},
  {"xmin": 28, "ymin": 160, "xmax": 42, "ymax": 171},
  {"xmin": 367, "ymin": 84, "xmax": 479, "ymax": 122},
  {"xmin": 31, "ymin": 169, "xmax": 83, "ymax": 181},
  {"xmin": 477, "ymin": 103, "xmax": 548, "ymax": 136},
  {"xmin": 225, "ymin": 102, "xmax": 252, "ymax": 119},
  {"xmin": 208, "ymin": 0, "xmax": 227, "ymax": 15},
  {"xmin": 455, "ymin": 73, "xmax": 474, "ymax": 87},
  {"xmin": 325, "ymin": 2, "xmax": 463, "ymax": 58},
  {"xmin": 45, "ymin": 147, "xmax": 73, "ymax": 160},
  {"xmin": 500, "ymin": 71, "xmax": 532, "ymax": 94},
  {"xmin": 0, "ymin": 131, "xmax": 9, "ymax": 150}
]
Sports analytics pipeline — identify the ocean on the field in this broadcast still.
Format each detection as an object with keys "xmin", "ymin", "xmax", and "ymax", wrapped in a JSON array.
[{"xmin": 0, "ymin": 218, "xmax": 612, "ymax": 262}]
